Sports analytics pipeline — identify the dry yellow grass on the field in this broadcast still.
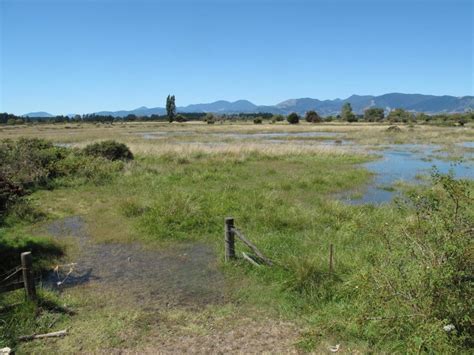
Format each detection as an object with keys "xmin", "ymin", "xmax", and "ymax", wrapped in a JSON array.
[
  {"xmin": 127, "ymin": 142, "xmax": 355, "ymax": 158},
  {"xmin": 1, "ymin": 121, "xmax": 472, "ymax": 158}
]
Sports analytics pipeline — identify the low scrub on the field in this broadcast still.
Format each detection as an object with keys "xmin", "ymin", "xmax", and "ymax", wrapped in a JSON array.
[
  {"xmin": 83, "ymin": 140, "xmax": 133, "ymax": 161},
  {"xmin": 0, "ymin": 138, "xmax": 130, "ymax": 223},
  {"xmin": 355, "ymin": 171, "xmax": 473, "ymax": 352}
]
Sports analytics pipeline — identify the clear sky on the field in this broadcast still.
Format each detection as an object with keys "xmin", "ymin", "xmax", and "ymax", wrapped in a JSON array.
[{"xmin": 1, "ymin": 0, "xmax": 472, "ymax": 115}]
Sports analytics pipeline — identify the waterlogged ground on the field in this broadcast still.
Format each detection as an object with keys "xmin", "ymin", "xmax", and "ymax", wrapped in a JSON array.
[
  {"xmin": 345, "ymin": 144, "xmax": 474, "ymax": 204},
  {"xmin": 31, "ymin": 216, "xmax": 301, "ymax": 353},
  {"xmin": 139, "ymin": 128, "xmax": 474, "ymax": 203},
  {"xmin": 43, "ymin": 216, "xmax": 226, "ymax": 307},
  {"xmin": 4, "ymin": 122, "xmax": 473, "ymax": 353}
]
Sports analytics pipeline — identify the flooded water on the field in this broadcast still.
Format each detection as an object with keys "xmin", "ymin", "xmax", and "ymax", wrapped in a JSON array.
[
  {"xmin": 137, "ymin": 129, "xmax": 473, "ymax": 204},
  {"xmin": 459, "ymin": 142, "xmax": 474, "ymax": 149},
  {"xmin": 43, "ymin": 216, "xmax": 226, "ymax": 307},
  {"xmin": 212, "ymin": 131, "xmax": 341, "ymax": 139},
  {"xmin": 344, "ymin": 144, "xmax": 474, "ymax": 204}
]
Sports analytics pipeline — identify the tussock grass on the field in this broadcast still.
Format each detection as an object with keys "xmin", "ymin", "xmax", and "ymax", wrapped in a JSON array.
[
  {"xmin": 127, "ymin": 142, "xmax": 358, "ymax": 158},
  {"xmin": 1, "ymin": 121, "xmax": 472, "ymax": 148},
  {"xmin": 0, "ymin": 124, "xmax": 472, "ymax": 352}
]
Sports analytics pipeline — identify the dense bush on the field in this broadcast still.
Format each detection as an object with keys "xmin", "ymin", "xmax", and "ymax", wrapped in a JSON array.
[
  {"xmin": 364, "ymin": 107, "xmax": 385, "ymax": 121},
  {"xmin": 0, "ymin": 138, "xmax": 129, "ymax": 222},
  {"xmin": 0, "ymin": 139, "xmax": 67, "ymax": 219},
  {"xmin": 83, "ymin": 140, "xmax": 133, "ymax": 161},
  {"xmin": 304, "ymin": 110, "xmax": 322, "ymax": 123},
  {"xmin": 287, "ymin": 112, "xmax": 300, "ymax": 124},
  {"xmin": 0, "ymin": 173, "xmax": 24, "ymax": 219},
  {"xmin": 253, "ymin": 117, "xmax": 263, "ymax": 124},
  {"xmin": 204, "ymin": 113, "xmax": 215, "ymax": 124},
  {"xmin": 356, "ymin": 171, "xmax": 473, "ymax": 352},
  {"xmin": 0, "ymin": 138, "xmax": 67, "ymax": 186}
]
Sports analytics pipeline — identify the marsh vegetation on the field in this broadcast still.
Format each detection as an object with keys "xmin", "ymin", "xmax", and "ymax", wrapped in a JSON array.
[{"xmin": 0, "ymin": 121, "xmax": 472, "ymax": 353}]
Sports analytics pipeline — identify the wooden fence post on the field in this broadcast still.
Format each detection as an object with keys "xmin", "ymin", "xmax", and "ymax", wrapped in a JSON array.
[
  {"xmin": 329, "ymin": 244, "xmax": 334, "ymax": 274},
  {"xmin": 225, "ymin": 217, "xmax": 235, "ymax": 262},
  {"xmin": 21, "ymin": 252, "xmax": 36, "ymax": 301}
]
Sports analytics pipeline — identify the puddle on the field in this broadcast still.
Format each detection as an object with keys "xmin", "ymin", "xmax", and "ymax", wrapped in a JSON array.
[
  {"xmin": 138, "ymin": 131, "xmax": 193, "ymax": 139},
  {"xmin": 458, "ymin": 141, "xmax": 474, "ymax": 149},
  {"xmin": 43, "ymin": 216, "xmax": 226, "ymax": 307},
  {"xmin": 212, "ymin": 131, "xmax": 341, "ymax": 139},
  {"xmin": 343, "ymin": 144, "xmax": 474, "ymax": 204}
]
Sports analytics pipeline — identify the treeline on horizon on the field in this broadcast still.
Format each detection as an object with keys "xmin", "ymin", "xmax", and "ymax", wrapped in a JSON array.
[{"xmin": 1, "ymin": 108, "xmax": 473, "ymax": 126}]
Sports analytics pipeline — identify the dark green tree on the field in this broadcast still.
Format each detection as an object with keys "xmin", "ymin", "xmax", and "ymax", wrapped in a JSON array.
[
  {"xmin": 166, "ymin": 95, "xmax": 176, "ymax": 122},
  {"xmin": 364, "ymin": 107, "xmax": 385, "ymax": 122},
  {"xmin": 304, "ymin": 110, "xmax": 322, "ymax": 123},
  {"xmin": 204, "ymin": 113, "xmax": 215, "ymax": 124},
  {"xmin": 341, "ymin": 102, "xmax": 357, "ymax": 122},
  {"xmin": 387, "ymin": 108, "xmax": 414, "ymax": 123},
  {"xmin": 272, "ymin": 114, "xmax": 285, "ymax": 122},
  {"xmin": 287, "ymin": 112, "xmax": 300, "ymax": 124}
]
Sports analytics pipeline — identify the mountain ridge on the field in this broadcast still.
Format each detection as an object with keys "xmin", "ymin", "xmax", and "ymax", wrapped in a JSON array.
[{"xmin": 22, "ymin": 93, "xmax": 474, "ymax": 117}]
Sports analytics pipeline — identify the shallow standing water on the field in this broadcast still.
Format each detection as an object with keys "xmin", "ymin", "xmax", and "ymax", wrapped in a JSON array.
[
  {"xmin": 42, "ymin": 216, "xmax": 226, "ymax": 307},
  {"xmin": 344, "ymin": 144, "xmax": 474, "ymax": 204}
]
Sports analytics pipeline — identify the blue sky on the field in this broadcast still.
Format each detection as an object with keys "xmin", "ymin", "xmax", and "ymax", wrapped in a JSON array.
[{"xmin": 1, "ymin": 0, "xmax": 472, "ymax": 115}]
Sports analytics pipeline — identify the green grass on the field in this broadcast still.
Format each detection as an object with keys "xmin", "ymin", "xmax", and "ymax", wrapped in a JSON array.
[
  {"xmin": 0, "ymin": 289, "xmax": 72, "ymax": 349},
  {"xmin": 0, "ymin": 230, "xmax": 63, "ymax": 274},
  {"xmin": 1, "ymin": 138, "xmax": 472, "ymax": 353}
]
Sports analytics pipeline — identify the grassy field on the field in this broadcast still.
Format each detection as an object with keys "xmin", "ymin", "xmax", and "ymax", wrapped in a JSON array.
[{"xmin": 1, "ymin": 122, "xmax": 472, "ymax": 353}]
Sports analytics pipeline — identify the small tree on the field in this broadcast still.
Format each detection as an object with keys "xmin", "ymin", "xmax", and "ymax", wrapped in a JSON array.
[
  {"xmin": 341, "ymin": 103, "xmax": 357, "ymax": 122},
  {"xmin": 364, "ymin": 107, "xmax": 385, "ymax": 122},
  {"xmin": 204, "ymin": 113, "xmax": 215, "ymax": 124},
  {"xmin": 305, "ymin": 110, "xmax": 322, "ymax": 123},
  {"xmin": 287, "ymin": 112, "xmax": 300, "ymax": 124},
  {"xmin": 166, "ymin": 95, "xmax": 176, "ymax": 122},
  {"xmin": 387, "ymin": 108, "xmax": 414, "ymax": 123}
]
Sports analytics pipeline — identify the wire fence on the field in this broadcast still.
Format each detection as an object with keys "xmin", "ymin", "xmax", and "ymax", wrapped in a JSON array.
[{"xmin": 0, "ymin": 252, "xmax": 36, "ymax": 300}]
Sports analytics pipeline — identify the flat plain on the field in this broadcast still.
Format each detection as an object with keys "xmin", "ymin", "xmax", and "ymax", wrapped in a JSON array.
[{"xmin": 1, "ymin": 121, "xmax": 473, "ymax": 353}]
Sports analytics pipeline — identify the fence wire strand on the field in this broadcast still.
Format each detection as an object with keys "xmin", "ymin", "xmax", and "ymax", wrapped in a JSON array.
[
  {"xmin": 0, "ymin": 266, "xmax": 22, "ymax": 284},
  {"xmin": 0, "ymin": 265, "xmax": 22, "ymax": 280}
]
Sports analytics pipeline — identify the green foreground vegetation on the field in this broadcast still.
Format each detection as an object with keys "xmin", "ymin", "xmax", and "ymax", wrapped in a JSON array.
[{"xmin": 0, "ymin": 126, "xmax": 473, "ymax": 353}]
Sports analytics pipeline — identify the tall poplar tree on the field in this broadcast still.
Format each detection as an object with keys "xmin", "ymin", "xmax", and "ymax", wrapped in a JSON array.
[{"xmin": 166, "ymin": 95, "xmax": 176, "ymax": 122}]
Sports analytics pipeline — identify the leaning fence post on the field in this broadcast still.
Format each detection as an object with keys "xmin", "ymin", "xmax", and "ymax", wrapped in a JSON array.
[
  {"xmin": 225, "ymin": 217, "xmax": 235, "ymax": 262},
  {"xmin": 21, "ymin": 252, "xmax": 36, "ymax": 301},
  {"xmin": 329, "ymin": 244, "xmax": 334, "ymax": 273}
]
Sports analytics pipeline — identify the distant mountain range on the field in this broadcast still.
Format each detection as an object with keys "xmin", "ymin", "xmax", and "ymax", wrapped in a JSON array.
[
  {"xmin": 22, "ymin": 111, "xmax": 54, "ymax": 118},
  {"xmin": 23, "ymin": 93, "xmax": 474, "ymax": 118}
]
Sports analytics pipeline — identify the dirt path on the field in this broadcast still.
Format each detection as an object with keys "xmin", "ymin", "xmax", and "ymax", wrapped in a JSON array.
[{"xmin": 40, "ymin": 216, "xmax": 301, "ymax": 353}]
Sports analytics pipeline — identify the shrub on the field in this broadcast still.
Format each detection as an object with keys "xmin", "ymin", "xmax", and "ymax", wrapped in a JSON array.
[
  {"xmin": 0, "ymin": 173, "xmax": 24, "ymax": 220},
  {"xmin": 0, "ymin": 138, "xmax": 67, "ymax": 187},
  {"xmin": 364, "ymin": 107, "xmax": 385, "ymax": 122},
  {"xmin": 204, "ymin": 113, "xmax": 215, "ymax": 124},
  {"xmin": 83, "ymin": 140, "xmax": 133, "ymax": 161},
  {"xmin": 287, "ymin": 112, "xmax": 300, "ymax": 124},
  {"xmin": 356, "ymin": 171, "xmax": 473, "ymax": 352},
  {"xmin": 0, "ymin": 138, "xmax": 126, "ymax": 222},
  {"xmin": 54, "ymin": 154, "xmax": 123, "ymax": 184},
  {"xmin": 253, "ymin": 117, "xmax": 263, "ymax": 124},
  {"xmin": 304, "ymin": 110, "xmax": 322, "ymax": 123}
]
